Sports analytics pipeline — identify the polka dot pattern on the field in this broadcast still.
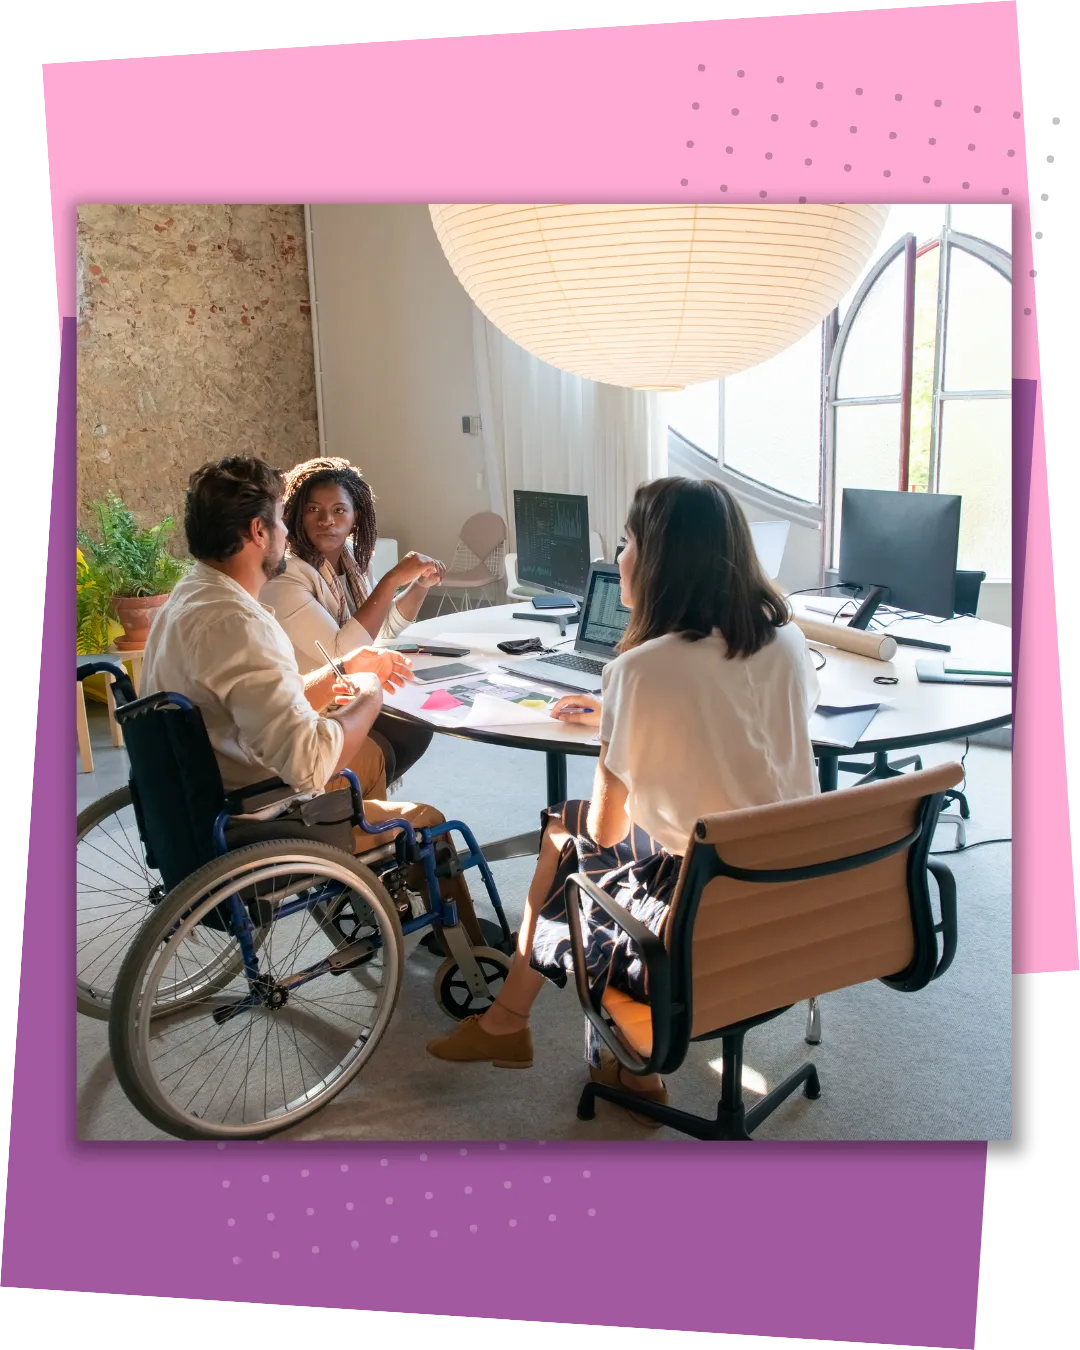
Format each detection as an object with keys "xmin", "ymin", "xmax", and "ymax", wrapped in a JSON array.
[{"xmin": 679, "ymin": 64, "xmax": 1025, "ymax": 205}]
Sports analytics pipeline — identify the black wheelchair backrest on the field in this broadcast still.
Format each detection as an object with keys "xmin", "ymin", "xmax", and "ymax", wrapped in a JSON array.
[{"xmin": 115, "ymin": 691, "xmax": 227, "ymax": 890}]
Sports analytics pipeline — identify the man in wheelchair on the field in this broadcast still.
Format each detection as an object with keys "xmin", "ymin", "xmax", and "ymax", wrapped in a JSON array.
[{"xmin": 142, "ymin": 455, "xmax": 485, "ymax": 943}]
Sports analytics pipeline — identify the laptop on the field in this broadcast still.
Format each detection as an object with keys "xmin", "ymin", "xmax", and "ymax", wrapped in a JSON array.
[
  {"xmin": 749, "ymin": 519, "xmax": 790, "ymax": 581},
  {"xmin": 500, "ymin": 563, "xmax": 630, "ymax": 694}
]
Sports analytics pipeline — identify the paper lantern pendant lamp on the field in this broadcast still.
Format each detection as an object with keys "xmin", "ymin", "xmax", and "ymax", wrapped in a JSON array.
[{"xmin": 430, "ymin": 203, "xmax": 889, "ymax": 391}]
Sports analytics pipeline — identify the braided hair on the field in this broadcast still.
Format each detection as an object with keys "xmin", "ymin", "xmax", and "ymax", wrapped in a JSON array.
[{"xmin": 281, "ymin": 457, "xmax": 379, "ymax": 608}]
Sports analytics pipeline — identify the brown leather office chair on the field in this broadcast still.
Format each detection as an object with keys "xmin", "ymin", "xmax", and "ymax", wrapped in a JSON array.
[{"xmin": 569, "ymin": 762, "xmax": 963, "ymax": 1140}]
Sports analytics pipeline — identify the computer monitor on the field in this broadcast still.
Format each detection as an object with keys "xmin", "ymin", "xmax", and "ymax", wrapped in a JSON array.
[
  {"xmin": 838, "ymin": 488, "xmax": 961, "ymax": 628},
  {"xmin": 749, "ymin": 520, "xmax": 790, "ymax": 581},
  {"xmin": 514, "ymin": 490, "xmax": 592, "ymax": 603},
  {"xmin": 614, "ymin": 519, "xmax": 788, "ymax": 579}
]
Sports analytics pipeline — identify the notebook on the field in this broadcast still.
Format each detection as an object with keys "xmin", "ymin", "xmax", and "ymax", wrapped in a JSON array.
[
  {"xmin": 809, "ymin": 703, "xmax": 881, "ymax": 748},
  {"xmin": 916, "ymin": 660, "xmax": 1011, "ymax": 687}
]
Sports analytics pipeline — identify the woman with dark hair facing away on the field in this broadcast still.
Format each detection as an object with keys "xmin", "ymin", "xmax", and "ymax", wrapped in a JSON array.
[
  {"xmin": 263, "ymin": 457, "xmax": 446, "ymax": 790},
  {"xmin": 427, "ymin": 477, "xmax": 821, "ymax": 1124}
]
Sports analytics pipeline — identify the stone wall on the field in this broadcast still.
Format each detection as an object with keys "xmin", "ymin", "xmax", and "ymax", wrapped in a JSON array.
[{"xmin": 76, "ymin": 204, "xmax": 319, "ymax": 545}]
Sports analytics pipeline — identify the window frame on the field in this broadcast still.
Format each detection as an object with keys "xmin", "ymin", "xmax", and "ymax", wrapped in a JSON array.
[
  {"xmin": 666, "ymin": 317, "xmax": 834, "ymax": 531},
  {"xmin": 664, "ymin": 209, "xmax": 1012, "ymax": 573},
  {"xmin": 824, "ymin": 211, "xmax": 1012, "ymax": 574}
]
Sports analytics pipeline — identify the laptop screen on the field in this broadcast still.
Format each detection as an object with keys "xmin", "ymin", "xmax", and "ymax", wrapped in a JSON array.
[{"xmin": 578, "ymin": 568, "xmax": 631, "ymax": 653}]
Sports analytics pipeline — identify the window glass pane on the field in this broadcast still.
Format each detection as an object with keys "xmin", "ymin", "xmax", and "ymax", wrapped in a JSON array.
[
  {"xmin": 662, "ymin": 379, "xmax": 720, "ymax": 458},
  {"xmin": 836, "ymin": 250, "xmax": 905, "ymax": 399},
  {"xmin": 938, "ymin": 398, "xmax": 1012, "ymax": 580},
  {"xmin": 948, "ymin": 204, "xmax": 1013, "ymax": 255},
  {"xmin": 839, "ymin": 204, "xmax": 948, "ymax": 321},
  {"xmin": 723, "ymin": 324, "xmax": 822, "ymax": 503},
  {"xmin": 944, "ymin": 247, "xmax": 1012, "ymax": 392},
  {"xmin": 831, "ymin": 401, "xmax": 902, "ymax": 568}
]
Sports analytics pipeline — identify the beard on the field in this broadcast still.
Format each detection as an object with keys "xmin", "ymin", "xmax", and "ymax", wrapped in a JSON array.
[{"xmin": 262, "ymin": 548, "xmax": 287, "ymax": 581}]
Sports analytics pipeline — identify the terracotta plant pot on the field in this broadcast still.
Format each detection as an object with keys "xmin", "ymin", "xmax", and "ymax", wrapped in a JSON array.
[{"xmin": 111, "ymin": 592, "xmax": 170, "ymax": 650}]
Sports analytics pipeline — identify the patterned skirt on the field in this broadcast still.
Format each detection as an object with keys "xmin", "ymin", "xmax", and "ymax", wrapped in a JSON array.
[{"xmin": 529, "ymin": 800, "xmax": 682, "ymax": 1065}]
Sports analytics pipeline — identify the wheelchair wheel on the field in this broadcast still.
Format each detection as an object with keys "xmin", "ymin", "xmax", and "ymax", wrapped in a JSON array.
[
  {"xmin": 434, "ymin": 946, "xmax": 512, "ymax": 1021},
  {"xmin": 77, "ymin": 787, "xmax": 251, "ymax": 1021},
  {"xmin": 109, "ymin": 840, "xmax": 403, "ymax": 1140}
]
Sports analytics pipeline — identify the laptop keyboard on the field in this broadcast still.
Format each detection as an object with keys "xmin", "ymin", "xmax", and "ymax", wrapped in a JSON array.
[{"xmin": 541, "ymin": 652, "xmax": 607, "ymax": 676}]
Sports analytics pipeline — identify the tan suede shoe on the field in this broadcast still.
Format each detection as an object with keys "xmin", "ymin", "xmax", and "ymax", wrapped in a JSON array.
[{"xmin": 426, "ymin": 1015, "xmax": 534, "ymax": 1068}]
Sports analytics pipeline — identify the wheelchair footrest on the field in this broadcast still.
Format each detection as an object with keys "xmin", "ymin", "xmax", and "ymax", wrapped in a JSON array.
[{"xmin": 326, "ymin": 940, "xmax": 376, "ymax": 973}]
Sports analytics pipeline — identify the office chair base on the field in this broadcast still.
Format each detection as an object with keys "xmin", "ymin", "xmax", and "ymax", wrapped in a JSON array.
[
  {"xmin": 837, "ymin": 749, "xmax": 923, "ymax": 784},
  {"xmin": 577, "ymin": 1062, "xmax": 820, "ymax": 1140}
]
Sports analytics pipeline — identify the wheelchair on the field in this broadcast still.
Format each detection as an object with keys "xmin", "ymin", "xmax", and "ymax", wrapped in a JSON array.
[{"xmin": 76, "ymin": 662, "xmax": 517, "ymax": 1140}]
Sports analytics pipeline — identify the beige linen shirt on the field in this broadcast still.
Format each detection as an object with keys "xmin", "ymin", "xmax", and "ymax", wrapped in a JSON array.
[
  {"xmin": 142, "ymin": 562, "xmax": 344, "ymax": 797},
  {"xmin": 260, "ymin": 550, "xmax": 411, "ymax": 676}
]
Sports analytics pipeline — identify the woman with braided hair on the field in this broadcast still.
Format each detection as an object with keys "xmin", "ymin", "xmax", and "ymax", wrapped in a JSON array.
[{"xmin": 262, "ymin": 456, "xmax": 447, "ymax": 790}]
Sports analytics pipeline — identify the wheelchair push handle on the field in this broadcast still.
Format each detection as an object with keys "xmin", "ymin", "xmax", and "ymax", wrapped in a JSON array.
[{"xmin": 77, "ymin": 659, "xmax": 138, "ymax": 706}]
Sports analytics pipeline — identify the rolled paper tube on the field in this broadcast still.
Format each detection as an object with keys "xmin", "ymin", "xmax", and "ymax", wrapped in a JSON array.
[{"xmin": 793, "ymin": 616, "xmax": 898, "ymax": 662}]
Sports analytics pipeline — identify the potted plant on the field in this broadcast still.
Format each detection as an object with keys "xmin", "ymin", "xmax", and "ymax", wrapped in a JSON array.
[{"xmin": 77, "ymin": 493, "xmax": 189, "ymax": 650}]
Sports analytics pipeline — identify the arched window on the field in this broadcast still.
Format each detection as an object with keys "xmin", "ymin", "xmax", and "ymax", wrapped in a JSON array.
[
  {"xmin": 827, "ymin": 206, "xmax": 1011, "ymax": 579},
  {"xmin": 663, "ymin": 205, "xmax": 1012, "ymax": 585}
]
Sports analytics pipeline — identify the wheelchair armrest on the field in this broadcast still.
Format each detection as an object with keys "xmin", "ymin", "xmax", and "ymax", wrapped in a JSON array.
[
  {"xmin": 927, "ymin": 859, "xmax": 958, "ymax": 979},
  {"xmin": 564, "ymin": 871, "xmax": 672, "ymax": 1077},
  {"xmin": 223, "ymin": 778, "xmax": 296, "ymax": 815},
  {"xmin": 330, "ymin": 768, "xmax": 417, "ymax": 850}
]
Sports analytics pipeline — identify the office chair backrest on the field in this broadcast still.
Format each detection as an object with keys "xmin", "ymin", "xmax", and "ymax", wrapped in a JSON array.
[
  {"xmin": 115, "ymin": 692, "xmax": 227, "ymax": 891},
  {"xmin": 954, "ymin": 569, "xmax": 986, "ymax": 617},
  {"xmin": 667, "ymin": 762, "xmax": 963, "ymax": 1038}
]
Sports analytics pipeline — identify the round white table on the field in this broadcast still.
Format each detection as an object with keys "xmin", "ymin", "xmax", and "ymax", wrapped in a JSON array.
[{"xmin": 377, "ymin": 601, "xmax": 1012, "ymax": 852}]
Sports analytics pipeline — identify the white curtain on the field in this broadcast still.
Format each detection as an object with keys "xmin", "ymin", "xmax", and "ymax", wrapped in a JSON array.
[{"xmin": 472, "ymin": 309, "xmax": 666, "ymax": 558}]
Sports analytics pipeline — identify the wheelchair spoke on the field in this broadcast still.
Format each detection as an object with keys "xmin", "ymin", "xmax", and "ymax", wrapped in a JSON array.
[{"xmin": 123, "ymin": 850, "xmax": 402, "ymax": 1136}]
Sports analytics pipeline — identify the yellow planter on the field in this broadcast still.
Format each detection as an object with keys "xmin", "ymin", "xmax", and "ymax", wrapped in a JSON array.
[{"xmin": 77, "ymin": 547, "xmax": 126, "ymax": 701}]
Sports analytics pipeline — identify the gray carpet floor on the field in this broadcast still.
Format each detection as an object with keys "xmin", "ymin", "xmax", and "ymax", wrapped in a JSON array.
[{"xmin": 76, "ymin": 701, "xmax": 1012, "ymax": 1142}]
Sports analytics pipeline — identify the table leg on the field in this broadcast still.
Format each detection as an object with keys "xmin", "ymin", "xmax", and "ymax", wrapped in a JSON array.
[
  {"xmin": 76, "ymin": 682, "xmax": 93, "ymax": 774},
  {"xmin": 474, "ymin": 751, "xmax": 568, "ymax": 863},
  {"xmin": 128, "ymin": 652, "xmax": 143, "ymax": 696},
  {"xmin": 805, "ymin": 997, "xmax": 821, "ymax": 1044},
  {"xmin": 817, "ymin": 751, "xmax": 839, "ymax": 793},
  {"xmin": 808, "ymin": 753, "xmax": 841, "ymax": 1044},
  {"xmin": 546, "ymin": 750, "xmax": 568, "ymax": 805},
  {"xmin": 104, "ymin": 674, "xmax": 124, "ymax": 748}
]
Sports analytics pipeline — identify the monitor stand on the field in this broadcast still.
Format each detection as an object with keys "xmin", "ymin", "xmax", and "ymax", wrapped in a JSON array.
[
  {"xmin": 845, "ymin": 585, "xmax": 889, "ymax": 631},
  {"xmin": 512, "ymin": 605, "xmax": 580, "ymax": 636}
]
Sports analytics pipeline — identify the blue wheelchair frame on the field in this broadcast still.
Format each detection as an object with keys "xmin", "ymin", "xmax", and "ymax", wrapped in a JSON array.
[
  {"xmin": 81, "ymin": 661, "xmax": 514, "ymax": 1020},
  {"xmin": 208, "ymin": 752, "xmax": 513, "ymax": 1011}
]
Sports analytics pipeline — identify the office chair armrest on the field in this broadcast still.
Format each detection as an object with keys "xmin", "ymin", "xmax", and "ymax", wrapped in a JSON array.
[
  {"xmin": 564, "ymin": 871, "xmax": 672, "ymax": 1076},
  {"xmin": 927, "ymin": 859, "xmax": 958, "ymax": 979}
]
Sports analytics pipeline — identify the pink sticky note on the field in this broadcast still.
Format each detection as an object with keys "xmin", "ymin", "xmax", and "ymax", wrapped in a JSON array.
[{"xmin": 421, "ymin": 688, "xmax": 463, "ymax": 712}]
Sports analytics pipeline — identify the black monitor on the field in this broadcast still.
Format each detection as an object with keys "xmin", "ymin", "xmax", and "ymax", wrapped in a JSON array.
[
  {"xmin": 838, "ymin": 488, "xmax": 961, "ymax": 628},
  {"xmin": 514, "ymin": 490, "xmax": 591, "ymax": 603}
]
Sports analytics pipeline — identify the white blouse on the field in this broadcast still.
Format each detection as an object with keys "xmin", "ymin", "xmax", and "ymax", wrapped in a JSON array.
[
  {"xmin": 261, "ymin": 550, "xmax": 411, "ymax": 676},
  {"xmin": 599, "ymin": 622, "xmax": 821, "ymax": 856}
]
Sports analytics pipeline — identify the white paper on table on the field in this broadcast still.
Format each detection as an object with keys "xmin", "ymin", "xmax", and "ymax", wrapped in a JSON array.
[{"xmin": 462, "ymin": 692, "xmax": 557, "ymax": 728}]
